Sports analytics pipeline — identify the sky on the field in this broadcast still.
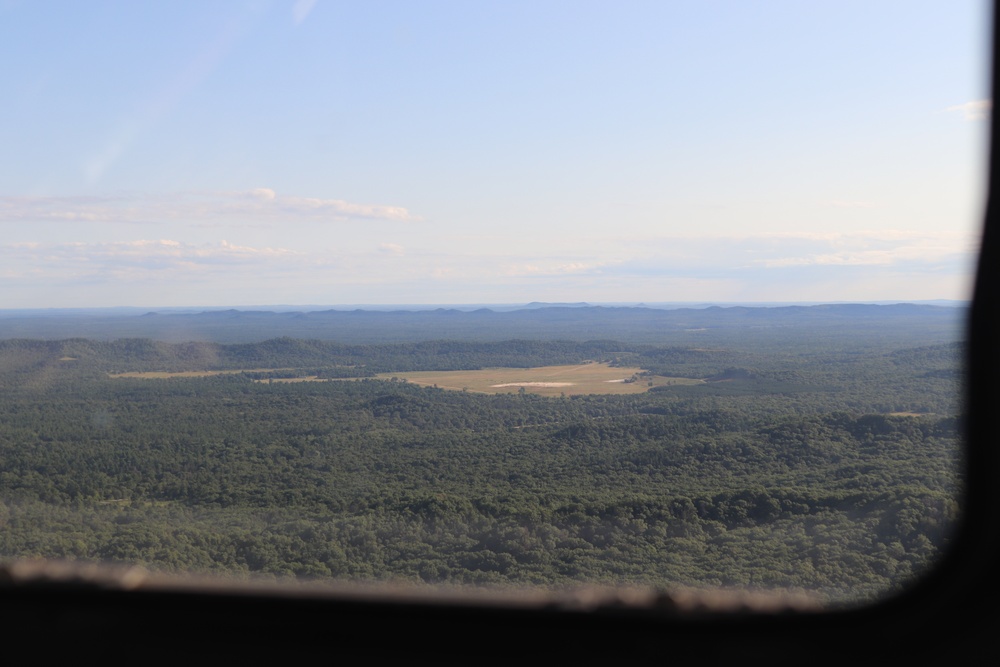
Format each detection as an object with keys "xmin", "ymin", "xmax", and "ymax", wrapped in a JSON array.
[{"xmin": 0, "ymin": 0, "xmax": 991, "ymax": 308}]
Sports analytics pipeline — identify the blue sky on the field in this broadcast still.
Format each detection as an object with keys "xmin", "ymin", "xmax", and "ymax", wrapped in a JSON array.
[{"xmin": 0, "ymin": 1, "xmax": 990, "ymax": 307}]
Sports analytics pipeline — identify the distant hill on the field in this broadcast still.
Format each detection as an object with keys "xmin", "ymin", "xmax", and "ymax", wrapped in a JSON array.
[
  {"xmin": 0, "ymin": 303, "xmax": 965, "ymax": 346},
  {"xmin": 523, "ymin": 302, "xmax": 591, "ymax": 309}
]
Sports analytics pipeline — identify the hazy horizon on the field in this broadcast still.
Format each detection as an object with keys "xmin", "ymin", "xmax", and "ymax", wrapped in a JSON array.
[{"xmin": 0, "ymin": 298, "xmax": 970, "ymax": 316}]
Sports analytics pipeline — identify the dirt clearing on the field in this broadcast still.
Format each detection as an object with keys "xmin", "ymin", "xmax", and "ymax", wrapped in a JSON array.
[{"xmin": 377, "ymin": 362, "xmax": 701, "ymax": 396}]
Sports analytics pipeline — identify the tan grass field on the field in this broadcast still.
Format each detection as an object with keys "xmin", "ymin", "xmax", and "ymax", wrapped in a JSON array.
[
  {"xmin": 377, "ymin": 362, "xmax": 703, "ymax": 396},
  {"xmin": 110, "ymin": 362, "xmax": 703, "ymax": 396}
]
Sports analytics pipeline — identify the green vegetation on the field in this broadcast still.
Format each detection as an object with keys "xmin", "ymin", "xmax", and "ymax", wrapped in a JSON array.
[{"xmin": 0, "ymin": 317, "xmax": 963, "ymax": 605}]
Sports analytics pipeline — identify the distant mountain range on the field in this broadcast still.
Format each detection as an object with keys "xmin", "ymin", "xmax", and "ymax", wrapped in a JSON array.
[{"xmin": 0, "ymin": 303, "xmax": 966, "ymax": 345}]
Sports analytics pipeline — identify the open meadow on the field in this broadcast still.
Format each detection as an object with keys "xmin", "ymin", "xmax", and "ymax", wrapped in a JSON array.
[
  {"xmin": 376, "ymin": 362, "xmax": 703, "ymax": 396},
  {"xmin": 109, "ymin": 362, "xmax": 702, "ymax": 396}
]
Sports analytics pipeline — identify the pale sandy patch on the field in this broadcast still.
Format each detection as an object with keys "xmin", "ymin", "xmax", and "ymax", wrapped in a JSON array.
[
  {"xmin": 379, "ymin": 363, "xmax": 696, "ymax": 396},
  {"xmin": 491, "ymin": 382, "xmax": 575, "ymax": 388}
]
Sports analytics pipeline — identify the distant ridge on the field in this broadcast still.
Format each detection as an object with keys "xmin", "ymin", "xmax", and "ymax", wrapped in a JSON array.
[
  {"xmin": 0, "ymin": 303, "xmax": 964, "ymax": 345},
  {"xmin": 523, "ymin": 302, "xmax": 591, "ymax": 309}
]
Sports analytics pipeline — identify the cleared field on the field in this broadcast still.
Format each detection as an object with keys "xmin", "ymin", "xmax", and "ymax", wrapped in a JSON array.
[
  {"xmin": 109, "ymin": 363, "xmax": 703, "ymax": 396},
  {"xmin": 377, "ymin": 362, "xmax": 703, "ymax": 396}
]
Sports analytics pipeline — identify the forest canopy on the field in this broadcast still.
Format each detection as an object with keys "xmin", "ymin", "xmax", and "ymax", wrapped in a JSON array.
[{"xmin": 0, "ymin": 306, "xmax": 964, "ymax": 604}]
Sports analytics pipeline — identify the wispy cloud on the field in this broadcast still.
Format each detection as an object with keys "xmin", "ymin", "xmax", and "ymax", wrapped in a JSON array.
[
  {"xmin": 946, "ymin": 99, "xmax": 992, "ymax": 121},
  {"xmin": 747, "ymin": 230, "xmax": 973, "ymax": 269},
  {"xmin": 505, "ymin": 261, "xmax": 609, "ymax": 277},
  {"xmin": 0, "ymin": 189, "xmax": 418, "ymax": 225},
  {"xmin": 1, "ymin": 228, "xmax": 977, "ymax": 306},
  {"xmin": 587, "ymin": 230, "xmax": 976, "ymax": 280},
  {"xmin": 292, "ymin": 0, "xmax": 318, "ymax": 25},
  {"xmin": 379, "ymin": 243, "xmax": 405, "ymax": 256},
  {"xmin": 2, "ymin": 239, "xmax": 300, "ymax": 273}
]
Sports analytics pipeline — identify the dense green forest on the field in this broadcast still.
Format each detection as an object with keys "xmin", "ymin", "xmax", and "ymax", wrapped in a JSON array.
[{"xmin": 0, "ymin": 315, "xmax": 963, "ymax": 605}]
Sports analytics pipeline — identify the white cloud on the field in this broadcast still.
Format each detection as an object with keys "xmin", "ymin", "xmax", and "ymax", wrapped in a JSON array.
[
  {"xmin": 591, "ymin": 230, "xmax": 975, "ymax": 279},
  {"xmin": 0, "ymin": 190, "xmax": 417, "ymax": 225},
  {"xmin": 946, "ymin": 99, "xmax": 992, "ymax": 121},
  {"xmin": 505, "ymin": 261, "xmax": 608, "ymax": 277},
  {"xmin": 1, "ymin": 228, "xmax": 977, "ymax": 306},
  {"xmin": 1, "ymin": 239, "xmax": 300, "ymax": 273},
  {"xmin": 759, "ymin": 252, "xmax": 894, "ymax": 268},
  {"xmin": 246, "ymin": 188, "xmax": 277, "ymax": 201},
  {"xmin": 274, "ymin": 194, "xmax": 415, "ymax": 221}
]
